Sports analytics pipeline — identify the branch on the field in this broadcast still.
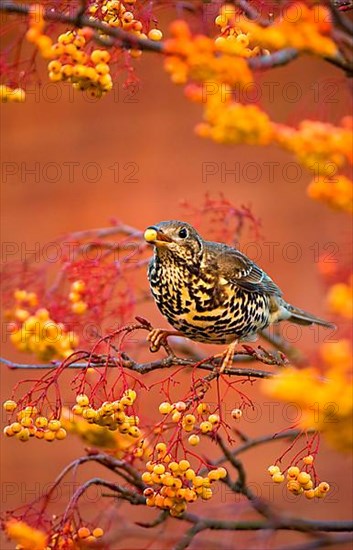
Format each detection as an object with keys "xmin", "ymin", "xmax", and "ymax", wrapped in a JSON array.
[{"xmin": 0, "ymin": 355, "xmax": 275, "ymax": 379}]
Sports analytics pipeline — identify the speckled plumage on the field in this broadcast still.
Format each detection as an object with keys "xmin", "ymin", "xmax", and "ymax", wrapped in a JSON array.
[{"xmin": 145, "ymin": 221, "xmax": 334, "ymax": 345}]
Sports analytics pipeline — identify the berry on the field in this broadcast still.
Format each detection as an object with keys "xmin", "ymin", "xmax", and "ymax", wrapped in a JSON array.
[
  {"xmin": 231, "ymin": 408, "xmax": 242, "ymax": 419},
  {"xmin": 159, "ymin": 402, "xmax": 173, "ymax": 415},
  {"xmin": 287, "ymin": 466, "xmax": 300, "ymax": 478},
  {"xmin": 188, "ymin": 434, "xmax": 200, "ymax": 446},
  {"xmin": 76, "ymin": 394, "xmax": 89, "ymax": 407},
  {"xmin": 3, "ymin": 400, "xmax": 17, "ymax": 412},
  {"xmin": 272, "ymin": 473, "xmax": 285, "ymax": 483},
  {"xmin": 297, "ymin": 472, "xmax": 311, "ymax": 485},
  {"xmin": 208, "ymin": 414, "xmax": 220, "ymax": 425},
  {"xmin": 200, "ymin": 421, "xmax": 212, "ymax": 433},
  {"xmin": 148, "ymin": 29, "xmax": 163, "ymax": 41},
  {"xmin": 303, "ymin": 455, "xmax": 314, "ymax": 465}
]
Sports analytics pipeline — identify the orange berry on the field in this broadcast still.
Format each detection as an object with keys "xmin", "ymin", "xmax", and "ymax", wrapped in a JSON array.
[
  {"xmin": 92, "ymin": 528, "xmax": 104, "ymax": 538},
  {"xmin": 318, "ymin": 482, "xmax": 330, "ymax": 493},
  {"xmin": 44, "ymin": 430, "xmax": 56, "ymax": 442},
  {"xmin": 78, "ymin": 527, "xmax": 91, "ymax": 539},
  {"xmin": 303, "ymin": 455, "xmax": 314, "ymax": 465},
  {"xmin": 55, "ymin": 428, "xmax": 67, "ymax": 440},
  {"xmin": 188, "ymin": 434, "xmax": 200, "ymax": 446}
]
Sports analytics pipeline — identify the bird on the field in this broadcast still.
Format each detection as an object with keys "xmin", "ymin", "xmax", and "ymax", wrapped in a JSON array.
[{"xmin": 144, "ymin": 220, "xmax": 335, "ymax": 368}]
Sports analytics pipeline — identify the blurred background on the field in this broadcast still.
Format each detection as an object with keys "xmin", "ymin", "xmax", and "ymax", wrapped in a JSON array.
[{"xmin": 1, "ymin": 8, "xmax": 352, "ymax": 547}]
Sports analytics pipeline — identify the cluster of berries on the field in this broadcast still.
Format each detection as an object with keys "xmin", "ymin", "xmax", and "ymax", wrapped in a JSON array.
[
  {"xmin": 268, "ymin": 458, "xmax": 330, "ymax": 499},
  {"xmin": 3, "ymin": 401, "xmax": 67, "ymax": 442},
  {"xmin": 6, "ymin": 290, "xmax": 78, "ymax": 361},
  {"xmin": 158, "ymin": 400, "xmax": 242, "ymax": 444},
  {"xmin": 214, "ymin": 4, "xmax": 269, "ymax": 57},
  {"xmin": 89, "ymin": 0, "xmax": 163, "ymax": 58},
  {"xmin": 71, "ymin": 390, "xmax": 141, "ymax": 438},
  {"xmin": 48, "ymin": 31, "xmax": 112, "ymax": 98},
  {"xmin": 68, "ymin": 279, "xmax": 88, "ymax": 314},
  {"xmin": 142, "ymin": 443, "xmax": 227, "ymax": 516}
]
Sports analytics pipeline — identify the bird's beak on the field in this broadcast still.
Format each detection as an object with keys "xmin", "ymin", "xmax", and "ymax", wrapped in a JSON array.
[{"xmin": 144, "ymin": 227, "xmax": 172, "ymax": 245}]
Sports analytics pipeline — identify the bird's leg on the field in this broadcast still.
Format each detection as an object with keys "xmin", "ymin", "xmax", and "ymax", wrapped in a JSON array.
[
  {"xmin": 147, "ymin": 328, "xmax": 183, "ymax": 353},
  {"xmin": 214, "ymin": 340, "xmax": 238, "ymax": 373}
]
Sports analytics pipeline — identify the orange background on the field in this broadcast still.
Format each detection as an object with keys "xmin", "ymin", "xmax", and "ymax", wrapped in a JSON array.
[{"xmin": 1, "ymin": 11, "xmax": 352, "ymax": 549}]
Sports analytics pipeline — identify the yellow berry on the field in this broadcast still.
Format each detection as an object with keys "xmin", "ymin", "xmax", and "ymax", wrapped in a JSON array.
[
  {"xmin": 10, "ymin": 422, "xmax": 22, "ymax": 434},
  {"xmin": 188, "ymin": 434, "xmax": 200, "ymax": 446},
  {"xmin": 305, "ymin": 489, "xmax": 316, "ymax": 499},
  {"xmin": 155, "ymin": 442, "xmax": 167, "ymax": 453},
  {"xmin": 172, "ymin": 411, "xmax": 181, "ymax": 423},
  {"xmin": 16, "ymin": 428, "xmax": 30, "ymax": 442},
  {"xmin": 208, "ymin": 414, "xmax": 220, "ymax": 425},
  {"xmin": 91, "ymin": 49, "xmax": 110, "ymax": 64},
  {"xmin": 200, "ymin": 421, "xmax": 213, "ymax": 433},
  {"xmin": 148, "ymin": 29, "xmax": 163, "ymax": 41},
  {"xmin": 303, "ymin": 455, "xmax": 314, "ymax": 465},
  {"xmin": 168, "ymin": 461, "xmax": 179, "ymax": 472},
  {"xmin": 185, "ymin": 468, "xmax": 196, "ymax": 481},
  {"xmin": 208, "ymin": 470, "xmax": 220, "ymax": 481},
  {"xmin": 192, "ymin": 476, "xmax": 204, "ymax": 487},
  {"xmin": 48, "ymin": 60, "xmax": 62, "ymax": 73},
  {"xmin": 72, "ymin": 404, "xmax": 83, "ymax": 415},
  {"xmin": 82, "ymin": 408, "xmax": 97, "ymax": 420},
  {"xmin": 4, "ymin": 426, "xmax": 14, "ymax": 437},
  {"xmin": 55, "ymin": 428, "xmax": 67, "ymax": 440},
  {"xmin": 48, "ymin": 419, "xmax": 61, "ymax": 431},
  {"xmin": 95, "ymin": 63, "xmax": 110, "ymax": 76},
  {"xmin": 196, "ymin": 403, "xmax": 208, "ymax": 414},
  {"xmin": 184, "ymin": 414, "xmax": 196, "ymax": 425},
  {"xmin": 272, "ymin": 473, "xmax": 285, "ymax": 483},
  {"xmin": 297, "ymin": 472, "xmax": 311, "ymax": 485},
  {"xmin": 20, "ymin": 417, "xmax": 33, "ymax": 428},
  {"xmin": 287, "ymin": 466, "xmax": 300, "ymax": 478},
  {"xmin": 217, "ymin": 467, "xmax": 227, "ymax": 479},
  {"xmin": 3, "ymin": 400, "xmax": 17, "ymax": 412},
  {"xmin": 153, "ymin": 464, "xmax": 165, "ymax": 475},
  {"xmin": 178, "ymin": 460, "xmax": 190, "ymax": 471},
  {"xmin": 142, "ymin": 472, "xmax": 152, "ymax": 483},
  {"xmin": 159, "ymin": 402, "xmax": 173, "ymax": 415},
  {"xmin": 128, "ymin": 426, "xmax": 140, "ymax": 438},
  {"xmin": 76, "ymin": 394, "xmax": 89, "ymax": 407}
]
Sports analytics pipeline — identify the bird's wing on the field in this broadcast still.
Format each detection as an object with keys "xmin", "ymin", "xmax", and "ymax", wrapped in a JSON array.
[{"xmin": 207, "ymin": 242, "xmax": 283, "ymax": 296}]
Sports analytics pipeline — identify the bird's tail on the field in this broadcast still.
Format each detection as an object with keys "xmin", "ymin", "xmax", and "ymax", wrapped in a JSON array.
[{"xmin": 286, "ymin": 303, "xmax": 336, "ymax": 329}]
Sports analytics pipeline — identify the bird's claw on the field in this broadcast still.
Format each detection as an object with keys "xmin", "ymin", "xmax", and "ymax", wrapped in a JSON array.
[{"xmin": 147, "ymin": 328, "xmax": 169, "ymax": 353}]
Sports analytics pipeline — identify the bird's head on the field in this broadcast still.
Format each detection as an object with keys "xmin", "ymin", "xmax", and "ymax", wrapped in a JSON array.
[{"xmin": 144, "ymin": 221, "xmax": 203, "ymax": 265}]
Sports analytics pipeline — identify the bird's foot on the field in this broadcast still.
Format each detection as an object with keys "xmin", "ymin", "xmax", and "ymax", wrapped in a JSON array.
[
  {"xmin": 214, "ymin": 340, "xmax": 238, "ymax": 373},
  {"xmin": 147, "ymin": 328, "xmax": 182, "ymax": 353}
]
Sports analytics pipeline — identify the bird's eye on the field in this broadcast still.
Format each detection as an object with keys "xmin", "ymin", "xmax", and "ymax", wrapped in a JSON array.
[{"xmin": 178, "ymin": 228, "xmax": 188, "ymax": 239}]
